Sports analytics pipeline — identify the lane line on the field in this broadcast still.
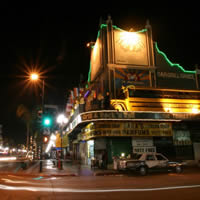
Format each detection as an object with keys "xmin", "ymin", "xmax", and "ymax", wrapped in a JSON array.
[
  {"xmin": 1, "ymin": 178, "xmax": 44, "ymax": 185},
  {"xmin": 0, "ymin": 184, "xmax": 200, "ymax": 193}
]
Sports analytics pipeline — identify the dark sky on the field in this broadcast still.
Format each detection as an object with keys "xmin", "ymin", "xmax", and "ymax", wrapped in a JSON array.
[{"xmin": 0, "ymin": 3, "xmax": 200, "ymax": 144}]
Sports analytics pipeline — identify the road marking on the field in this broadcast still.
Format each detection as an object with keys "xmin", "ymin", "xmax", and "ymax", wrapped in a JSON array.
[
  {"xmin": 1, "ymin": 178, "xmax": 44, "ymax": 185},
  {"xmin": 0, "ymin": 184, "xmax": 200, "ymax": 192},
  {"xmin": 2, "ymin": 178, "xmax": 33, "ymax": 184},
  {"xmin": 8, "ymin": 175, "xmax": 22, "ymax": 179},
  {"xmin": 33, "ymin": 176, "xmax": 43, "ymax": 180},
  {"xmin": 43, "ymin": 177, "xmax": 60, "ymax": 180}
]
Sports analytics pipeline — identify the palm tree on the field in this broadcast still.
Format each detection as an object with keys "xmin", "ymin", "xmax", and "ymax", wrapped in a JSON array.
[{"xmin": 16, "ymin": 104, "xmax": 32, "ymax": 150}]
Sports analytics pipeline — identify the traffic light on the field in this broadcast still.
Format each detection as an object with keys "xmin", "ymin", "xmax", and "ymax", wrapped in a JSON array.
[
  {"xmin": 43, "ymin": 136, "xmax": 49, "ymax": 144},
  {"xmin": 37, "ymin": 110, "xmax": 42, "ymax": 118},
  {"xmin": 42, "ymin": 116, "xmax": 53, "ymax": 127},
  {"xmin": 37, "ymin": 109, "xmax": 43, "ymax": 123}
]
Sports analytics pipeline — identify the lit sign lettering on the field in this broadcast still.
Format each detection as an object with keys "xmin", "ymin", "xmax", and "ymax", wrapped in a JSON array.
[
  {"xmin": 81, "ymin": 121, "xmax": 172, "ymax": 140},
  {"xmin": 133, "ymin": 146, "xmax": 156, "ymax": 154},
  {"xmin": 157, "ymin": 72, "xmax": 195, "ymax": 80},
  {"xmin": 81, "ymin": 112, "xmax": 135, "ymax": 121}
]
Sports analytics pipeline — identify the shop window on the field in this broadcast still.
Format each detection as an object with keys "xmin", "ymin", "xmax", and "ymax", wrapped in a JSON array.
[{"xmin": 175, "ymin": 145, "xmax": 194, "ymax": 160}]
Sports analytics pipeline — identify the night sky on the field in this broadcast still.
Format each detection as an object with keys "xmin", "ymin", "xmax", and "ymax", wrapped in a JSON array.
[{"xmin": 0, "ymin": 3, "xmax": 200, "ymax": 144}]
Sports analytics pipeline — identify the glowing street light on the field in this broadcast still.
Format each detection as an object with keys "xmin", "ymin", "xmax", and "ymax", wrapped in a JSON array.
[
  {"xmin": 57, "ymin": 114, "xmax": 68, "ymax": 124},
  {"xmin": 30, "ymin": 73, "xmax": 39, "ymax": 81},
  {"xmin": 29, "ymin": 72, "xmax": 45, "ymax": 105},
  {"xmin": 56, "ymin": 114, "xmax": 68, "ymax": 170}
]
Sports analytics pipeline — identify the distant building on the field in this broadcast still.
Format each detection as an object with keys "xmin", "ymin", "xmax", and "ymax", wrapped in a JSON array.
[{"xmin": 0, "ymin": 125, "xmax": 3, "ymax": 148}]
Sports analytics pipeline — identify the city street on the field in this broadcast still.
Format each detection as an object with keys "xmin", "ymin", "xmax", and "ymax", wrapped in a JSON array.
[
  {"xmin": 0, "ymin": 160, "xmax": 199, "ymax": 199},
  {"xmin": 1, "ymin": 4, "xmax": 200, "ymax": 200}
]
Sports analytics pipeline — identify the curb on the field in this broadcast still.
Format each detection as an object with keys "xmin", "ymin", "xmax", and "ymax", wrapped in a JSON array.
[
  {"xmin": 0, "ymin": 172, "xmax": 78, "ymax": 177},
  {"xmin": 38, "ymin": 173, "xmax": 78, "ymax": 177},
  {"xmin": 93, "ymin": 171, "xmax": 121, "ymax": 176}
]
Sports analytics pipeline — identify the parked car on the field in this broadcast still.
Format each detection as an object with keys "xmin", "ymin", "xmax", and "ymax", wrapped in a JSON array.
[{"xmin": 115, "ymin": 153, "xmax": 183, "ymax": 175}]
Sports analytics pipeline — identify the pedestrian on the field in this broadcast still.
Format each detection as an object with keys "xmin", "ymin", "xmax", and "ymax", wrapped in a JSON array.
[
  {"xmin": 104, "ymin": 92, "xmax": 110, "ymax": 109},
  {"xmin": 97, "ymin": 93, "xmax": 104, "ymax": 110},
  {"xmin": 102, "ymin": 150, "xmax": 108, "ymax": 169}
]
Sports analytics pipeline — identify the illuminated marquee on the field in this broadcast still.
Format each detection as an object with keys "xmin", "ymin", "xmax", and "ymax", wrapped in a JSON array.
[{"xmin": 81, "ymin": 122, "xmax": 172, "ymax": 140}]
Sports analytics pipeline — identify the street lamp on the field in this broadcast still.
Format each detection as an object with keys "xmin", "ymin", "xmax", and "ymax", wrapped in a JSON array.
[
  {"xmin": 30, "ymin": 73, "xmax": 39, "ymax": 81},
  {"xmin": 30, "ymin": 72, "xmax": 45, "ymax": 109},
  {"xmin": 29, "ymin": 72, "xmax": 45, "ymax": 172},
  {"xmin": 56, "ymin": 114, "xmax": 68, "ymax": 170}
]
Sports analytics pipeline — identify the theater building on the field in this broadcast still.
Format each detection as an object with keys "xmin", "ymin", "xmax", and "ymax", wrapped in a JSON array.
[{"xmin": 65, "ymin": 16, "xmax": 200, "ymax": 167}]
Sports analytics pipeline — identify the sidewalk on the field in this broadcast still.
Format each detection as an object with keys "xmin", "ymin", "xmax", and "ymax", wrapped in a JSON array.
[
  {"xmin": 40, "ymin": 159, "xmax": 120, "ymax": 177},
  {"xmin": 13, "ymin": 159, "xmax": 200, "ymax": 177}
]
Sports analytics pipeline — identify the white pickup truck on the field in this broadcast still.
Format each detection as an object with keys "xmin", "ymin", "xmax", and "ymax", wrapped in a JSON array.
[{"xmin": 116, "ymin": 153, "xmax": 183, "ymax": 175}]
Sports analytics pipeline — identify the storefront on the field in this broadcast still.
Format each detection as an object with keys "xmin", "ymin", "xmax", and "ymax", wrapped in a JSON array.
[
  {"xmin": 65, "ymin": 17, "xmax": 200, "ymax": 167},
  {"xmin": 172, "ymin": 123, "xmax": 193, "ymax": 160},
  {"xmin": 76, "ymin": 120, "xmax": 191, "ymax": 166}
]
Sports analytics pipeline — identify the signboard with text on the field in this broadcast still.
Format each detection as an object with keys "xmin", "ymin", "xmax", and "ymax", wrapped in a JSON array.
[
  {"xmin": 81, "ymin": 122, "xmax": 172, "ymax": 140},
  {"xmin": 55, "ymin": 133, "xmax": 69, "ymax": 148},
  {"xmin": 133, "ymin": 146, "xmax": 156, "ymax": 154},
  {"xmin": 155, "ymin": 45, "xmax": 197, "ymax": 89},
  {"xmin": 157, "ymin": 71, "xmax": 196, "ymax": 89}
]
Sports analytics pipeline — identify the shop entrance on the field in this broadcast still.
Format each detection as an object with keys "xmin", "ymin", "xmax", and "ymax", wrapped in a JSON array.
[
  {"xmin": 107, "ymin": 137, "xmax": 132, "ymax": 163},
  {"xmin": 153, "ymin": 137, "xmax": 175, "ymax": 159}
]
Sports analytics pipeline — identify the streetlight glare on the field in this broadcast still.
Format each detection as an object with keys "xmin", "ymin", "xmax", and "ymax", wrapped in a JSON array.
[
  {"xmin": 30, "ymin": 73, "xmax": 39, "ymax": 81},
  {"xmin": 56, "ymin": 113, "xmax": 68, "ymax": 170},
  {"xmin": 42, "ymin": 116, "xmax": 52, "ymax": 127},
  {"xmin": 44, "ymin": 119, "xmax": 50, "ymax": 125},
  {"xmin": 57, "ymin": 114, "xmax": 68, "ymax": 124}
]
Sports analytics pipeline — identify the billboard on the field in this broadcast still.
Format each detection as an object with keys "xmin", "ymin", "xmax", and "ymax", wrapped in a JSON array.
[
  {"xmin": 114, "ymin": 68, "xmax": 150, "ymax": 89},
  {"xmin": 90, "ymin": 38, "xmax": 101, "ymax": 81},
  {"xmin": 114, "ymin": 30, "xmax": 149, "ymax": 65},
  {"xmin": 55, "ymin": 133, "xmax": 69, "ymax": 148}
]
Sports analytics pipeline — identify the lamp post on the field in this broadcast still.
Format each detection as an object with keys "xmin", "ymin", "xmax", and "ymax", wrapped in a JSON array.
[
  {"xmin": 30, "ymin": 73, "xmax": 45, "ymax": 110},
  {"xmin": 56, "ymin": 114, "xmax": 68, "ymax": 170},
  {"xmin": 30, "ymin": 72, "xmax": 45, "ymax": 172}
]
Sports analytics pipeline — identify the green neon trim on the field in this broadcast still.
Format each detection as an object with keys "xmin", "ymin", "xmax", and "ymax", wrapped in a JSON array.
[
  {"xmin": 155, "ymin": 42, "xmax": 195, "ymax": 74},
  {"xmin": 87, "ymin": 61, "xmax": 91, "ymax": 83},
  {"xmin": 137, "ymin": 28, "xmax": 147, "ymax": 33},
  {"xmin": 100, "ymin": 24, "xmax": 147, "ymax": 33},
  {"xmin": 97, "ymin": 30, "xmax": 100, "ymax": 39}
]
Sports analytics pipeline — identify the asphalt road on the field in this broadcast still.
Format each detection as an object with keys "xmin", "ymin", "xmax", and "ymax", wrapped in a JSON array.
[
  {"xmin": 0, "ymin": 161, "xmax": 21, "ymax": 173},
  {"xmin": 0, "ymin": 168, "xmax": 199, "ymax": 200}
]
